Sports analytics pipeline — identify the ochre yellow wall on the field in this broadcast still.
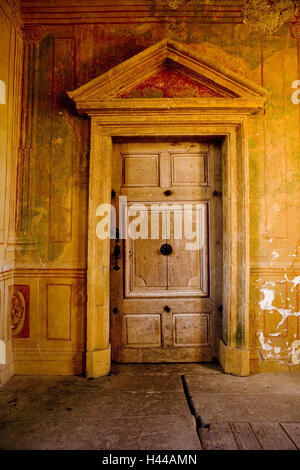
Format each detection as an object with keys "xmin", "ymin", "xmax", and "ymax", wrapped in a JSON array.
[
  {"xmin": 0, "ymin": 0, "xmax": 22, "ymax": 384},
  {"xmin": 2, "ymin": 1, "xmax": 300, "ymax": 377}
]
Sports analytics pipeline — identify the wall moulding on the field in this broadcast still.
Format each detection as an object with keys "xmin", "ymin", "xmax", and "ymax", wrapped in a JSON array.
[
  {"xmin": 68, "ymin": 38, "xmax": 268, "ymax": 377},
  {"xmin": 20, "ymin": 0, "xmax": 245, "ymax": 25},
  {"xmin": 290, "ymin": 21, "xmax": 300, "ymax": 38},
  {"xmin": 21, "ymin": 24, "xmax": 44, "ymax": 41},
  {"xmin": 1, "ymin": 0, "xmax": 22, "ymax": 32}
]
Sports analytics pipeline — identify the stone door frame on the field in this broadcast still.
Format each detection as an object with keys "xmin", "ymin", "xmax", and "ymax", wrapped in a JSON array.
[{"xmin": 86, "ymin": 114, "xmax": 251, "ymax": 377}]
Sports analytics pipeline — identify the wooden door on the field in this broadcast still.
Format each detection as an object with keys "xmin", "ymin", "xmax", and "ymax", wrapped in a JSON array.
[{"xmin": 110, "ymin": 140, "xmax": 222, "ymax": 362}]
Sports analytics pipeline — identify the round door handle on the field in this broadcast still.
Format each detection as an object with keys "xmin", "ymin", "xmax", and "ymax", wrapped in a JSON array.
[{"xmin": 160, "ymin": 244, "xmax": 172, "ymax": 256}]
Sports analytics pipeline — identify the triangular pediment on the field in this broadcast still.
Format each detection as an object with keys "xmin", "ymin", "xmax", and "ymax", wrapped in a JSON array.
[
  {"xmin": 68, "ymin": 38, "xmax": 268, "ymax": 113},
  {"xmin": 117, "ymin": 66, "xmax": 228, "ymax": 99}
]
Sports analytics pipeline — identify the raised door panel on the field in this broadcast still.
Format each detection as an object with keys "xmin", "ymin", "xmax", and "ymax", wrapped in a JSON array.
[
  {"xmin": 123, "ymin": 314, "xmax": 161, "ymax": 347},
  {"xmin": 123, "ymin": 154, "xmax": 159, "ymax": 187},
  {"xmin": 171, "ymin": 153, "xmax": 208, "ymax": 186},
  {"xmin": 167, "ymin": 204, "xmax": 209, "ymax": 295},
  {"xmin": 125, "ymin": 205, "xmax": 167, "ymax": 296},
  {"xmin": 173, "ymin": 313, "xmax": 209, "ymax": 346}
]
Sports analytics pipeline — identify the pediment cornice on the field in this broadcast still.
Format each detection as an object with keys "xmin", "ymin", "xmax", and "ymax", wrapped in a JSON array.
[{"xmin": 68, "ymin": 38, "xmax": 269, "ymax": 115}]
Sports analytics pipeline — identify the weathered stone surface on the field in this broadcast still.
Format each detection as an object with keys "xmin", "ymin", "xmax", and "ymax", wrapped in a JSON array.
[
  {"xmin": 185, "ymin": 371, "xmax": 300, "ymax": 395},
  {"xmin": 0, "ymin": 416, "xmax": 200, "ymax": 450},
  {"xmin": 0, "ymin": 365, "xmax": 200, "ymax": 450},
  {"xmin": 193, "ymin": 394, "xmax": 300, "ymax": 423},
  {"xmin": 0, "ymin": 0, "xmax": 299, "ymax": 380},
  {"xmin": 243, "ymin": 0, "xmax": 296, "ymax": 33},
  {"xmin": 1, "ymin": 364, "xmax": 300, "ymax": 449}
]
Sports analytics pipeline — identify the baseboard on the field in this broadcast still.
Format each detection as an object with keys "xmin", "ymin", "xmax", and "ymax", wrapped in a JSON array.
[
  {"xmin": 0, "ymin": 361, "xmax": 14, "ymax": 386},
  {"xmin": 13, "ymin": 349, "xmax": 85, "ymax": 375},
  {"xmin": 86, "ymin": 346, "xmax": 111, "ymax": 378},
  {"xmin": 14, "ymin": 360, "xmax": 84, "ymax": 375},
  {"xmin": 219, "ymin": 340, "xmax": 250, "ymax": 376}
]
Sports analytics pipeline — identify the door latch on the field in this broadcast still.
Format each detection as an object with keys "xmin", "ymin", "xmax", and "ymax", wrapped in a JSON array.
[{"xmin": 112, "ymin": 227, "xmax": 120, "ymax": 271}]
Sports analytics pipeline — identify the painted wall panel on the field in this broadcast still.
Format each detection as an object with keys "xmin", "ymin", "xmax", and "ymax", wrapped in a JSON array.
[{"xmin": 47, "ymin": 284, "xmax": 71, "ymax": 340}]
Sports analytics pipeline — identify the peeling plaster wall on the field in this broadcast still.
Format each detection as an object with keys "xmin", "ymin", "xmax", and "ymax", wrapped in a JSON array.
[
  {"xmin": 0, "ymin": 0, "xmax": 22, "ymax": 385},
  {"xmin": 243, "ymin": 0, "xmax": 296, "ymax": 33},
  {"xmin": 10, "ymin": 0, "xmax": 300, "ymax": 374}
]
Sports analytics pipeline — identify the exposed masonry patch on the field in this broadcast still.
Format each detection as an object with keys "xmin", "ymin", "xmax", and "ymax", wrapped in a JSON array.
[
  {"xmin": 259, "ymin": 287, "xmax": 300, "ymax": 327},
  {"xmin": 258, "ymin": 276, "xmax": 300, "ymax": 364},
  {"xmin": 291, "ymin": 340, "xmax": 300, "ymax": 365},
  {"xmin": 243, "ymin": 0, "xmax": 296, "ymax": 33},
  {"xmin": 0, "ymin": 340, "xmax": 5, "ymax": 365},
  {"xmin": 0, "ymin": 80, "xmax": 6, "ymax": 104},
  {"xmin": 288, "ymin": 276, "xmax": 300, "ymax": 291},
  {"xmin": 161, "ymin": 0, "xmax": 189, "ymax": 9},
  {"xmin": 259, "ymin": 332, "xmax": 273, "ymax": 351}
]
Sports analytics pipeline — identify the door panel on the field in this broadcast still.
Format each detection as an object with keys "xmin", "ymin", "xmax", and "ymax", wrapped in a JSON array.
[
  {"xmin": 167, "ymin": 205, "xmax": 208, "ymax": 294},
  {"xmin": 171, "ymin": 153, "xmax": 208, "ymax": 186},
  {"xmin": 125, "ymin": 207, "xmax": 167, "ymax": 295},
  {"xmin": 173, "ymin": 313, "xmax": 209, "ymax": 346},
  {"xmin": 124, "ymin": 314, "xmax": 161, "ymax": 348},
  {"xmin": 110, "ymin": 141, "xmax": 222, "ymax": 362},
  {"xmin": 123, "ymin": 154, "xmax": 159, "ymax": 187}
]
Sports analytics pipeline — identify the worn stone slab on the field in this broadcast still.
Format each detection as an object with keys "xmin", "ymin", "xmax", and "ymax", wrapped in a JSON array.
[
  {"xmin": 2, "ymin": 368, "xmax": 300, "ymax": 451},
  {"xmin": 192, "ymin": 394, "xmax": 300, "ymax": 423},
  {"xmin": 185, "ymin": 372, "xmax": 300, "ymax": 395},
  {"xmin": 199, "ymin": 423, "xmax": 239, "ymax": 450},
  {"xmin": 250, "ymin": 422, "xmax": 297, "ymax": 450},
  {"xmin": 0, "ymin": 390, "xmax": 191, "ymax": 426},
  {"xmin": 280, "ymin": 423, "xmax": 300, "ymax": 449},
  {"xmin": 230, "ymin": 422, "xmax": 261, "ymax": 450},
  {"xmin": 111, "ymin": 363, "xmax": 222, "ymax": 376},
  {"xmin": 77, "ymin": 374, "xmax": 184, "ymax": 392},
  {"xmin": 0, "ymin": 415, "xmax": 201, "ymax": 450},
  {"xmin": 0, "ymin": 374, "xmax": 183, "ymax": 394},
  {"xmin": 0, "ymin": 369, "xmax": 200, "ymax": 450}
]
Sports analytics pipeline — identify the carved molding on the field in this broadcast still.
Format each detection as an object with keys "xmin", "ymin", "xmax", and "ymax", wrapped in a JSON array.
[
  {"xmin": 10, "ymin": 291, "xmax": 26, "ymax": 337},
  {"xmin": 68, "ymin": 38, "xmax": 268, "ymax": 115},
  {"xmin": 9, "ymin": 285, "xmax": 30, "ymax": 339},
  {"xmin": 21, "ymin": 1, "xmax": 244, "ymax": 25},
  {"xmin": 21, "ymin": 25, "xmax": 44, "ymax": 42},
  {"xmin": 11, "ymin": 38, "xmax": 40, "ymax": 240},
  {"xmin": 0, "ymin": 0, "xmax": 21, "ymax": 32},
  {"xmin": 290, "ymin": 20, "xmax": 300, "ymax": 38}
]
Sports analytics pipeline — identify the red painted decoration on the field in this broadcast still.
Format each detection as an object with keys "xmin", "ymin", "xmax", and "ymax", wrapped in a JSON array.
[{"xmin": 118, "ymin": 67, "xmax": 224, "ymax": 98}]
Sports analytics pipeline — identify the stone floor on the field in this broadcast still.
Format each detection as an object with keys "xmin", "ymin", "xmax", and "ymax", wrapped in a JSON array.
[{"xmin": 0, "ymin": 363, "xmax": 299, "ymax": 450}]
